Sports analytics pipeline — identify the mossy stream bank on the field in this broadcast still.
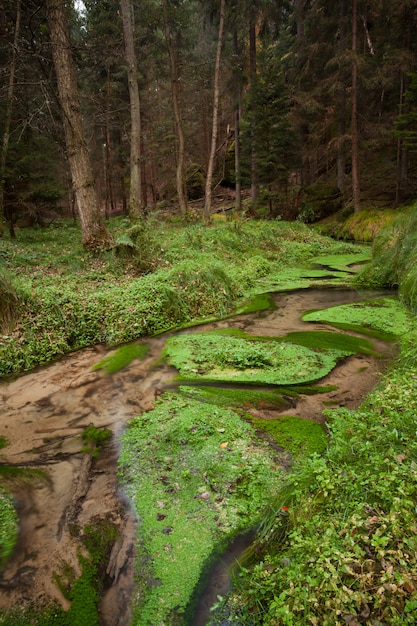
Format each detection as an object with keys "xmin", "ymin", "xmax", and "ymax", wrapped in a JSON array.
[{"xmin": 0, "ymin": 278, "xmax": 404, "ymax": 626}]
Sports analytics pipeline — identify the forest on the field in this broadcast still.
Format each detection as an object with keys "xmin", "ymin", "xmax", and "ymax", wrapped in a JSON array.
[
  {"xmin": 2, "ymin": 1, "xmax": 417, "ymax": 626},
  {"xmin": 1, "ymin": 0, "xmax": 417, "ymax": 234}
]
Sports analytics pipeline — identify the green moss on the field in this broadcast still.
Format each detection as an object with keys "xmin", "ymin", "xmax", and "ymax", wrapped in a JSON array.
[
  {"xmin": 311, "ymin": 251, "xmax": 372, "ymax": 272},
  {"xmin": 0, "ymin": 604, "xmax": 68, "ymax": 625},
  {"xmin": 251, "ymin": 415, "xmax": 328, "ymax": 457},
  {"xmin": 178, "ymin": 385, "xmax": 291, "ymax": 411},
  {"xmin": 0, "ymin": 490, "xmax": 19, "ymax": 570},
  {"xmin": 302, "ymin": 297, "xmax": 412, "ymax": 340},
  {"xmin": 234, "ymin": 292, "xmax": 276, "ymax": 315},
  {"xmin": 163, "ymin": 333, "xmax": 351, "ymax": 385},
  {"xmin": 92, "ymin": 342, "xmax": 148, "ymax": 374},
  {"xmin": 256, "ymin": 267, "xmax": 349, "ymax": 292},
  {"xmin": 280, "ymin": 330, "xmax": 376, "ymax": 355},
  {"xmin": 118, "ymin": 394, "xmax": 285, "ymax": 625}
]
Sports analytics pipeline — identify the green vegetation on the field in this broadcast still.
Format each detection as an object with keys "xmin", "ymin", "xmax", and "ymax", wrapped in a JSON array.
[
  {"xmin": 250, "ymin": 415, "xmax": 328, "ymax": 457},
  {"xmin": 118, "ymin": 394, "xmax": 286, "ymax": 625},
  {"xmin": 93, "ymin": 342, "xmax": 148, "ymax": 374},
  {"xmin": 178, "ymin": 385, "xmax": 292, "ymax": 411},
  {"xmin": 163, "ymin": 331, "xmax": 364, "ymax": 386},
  {"xmin": 80, "ymin": 426, "xmax": 112, "ymax": 458},
  {"xmin": 317, "ymin": 208, "xmax": 402, "ymax": 243},
  {"xmin": 360, "ymin": 206, "xmax": 417, "ymax": 314},
  {"xmin": 0, "ymin": 490, "xmax": 18, "ymax": 570},
  {"xmin": 302, "ymin": 297, "xmax": 413, "ymax": 340},
  {"xmin": 0, "ymin": 219, "xmax": 362, "ymax": 377},
  {"xmin": 210, "ymin": 332, "xmax": 417, "ymax": 625},
  {"xmin": 2, "ymin": 215, "xmax": 417, "ymax": 625}
]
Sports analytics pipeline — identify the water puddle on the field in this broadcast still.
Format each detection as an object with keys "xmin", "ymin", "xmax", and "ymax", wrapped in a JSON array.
[{"xmin": 0, "ymin": 287, "xmax": 397, "ymax": 624}]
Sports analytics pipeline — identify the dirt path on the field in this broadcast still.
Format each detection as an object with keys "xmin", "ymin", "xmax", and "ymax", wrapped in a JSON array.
[{"xmin": 0, "ymin": 288, "xmax": 396, "ymax": 623}]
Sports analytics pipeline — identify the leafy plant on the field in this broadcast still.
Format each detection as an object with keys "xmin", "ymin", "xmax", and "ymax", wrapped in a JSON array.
[{"xmin": 81, "ymin": 426, "xmax": 111, "ymax": 458}]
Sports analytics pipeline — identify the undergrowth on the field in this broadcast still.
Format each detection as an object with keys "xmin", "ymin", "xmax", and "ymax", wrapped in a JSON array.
[
  {"xmin": 210, "ymin": 329, "xmax": 417, "ymax": 625},
  {"xmin": 0, "ymin": 218, "xmax": 361, "ymax": 377}
]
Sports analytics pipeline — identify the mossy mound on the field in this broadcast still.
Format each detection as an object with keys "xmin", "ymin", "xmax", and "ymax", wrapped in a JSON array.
[
  {"xmin": 163, "ymin": 333, "xmax": 351, "ymax": 385},
  {"xmin": 178, "ymin": 385, "xmax": 292, "ymax": 411},
  {"xmin": 310, "ymin": 251, "xmax": 372, "ymax": 273},
  {"xmin": 317, "ymin": 208, "xmax": 403, "ymax": 242},
  {"xmin": 118, "ymin": 394, "xmax": 285, "ymax": 625},
  {"xmin": 251, "ymin": 415, "xmax": 328, "ymax": 457},
  {"xmin": 340, "ymin": 209, "xmax": 400, "ymax": 242},
  {"xmin": 92, "ymin": 342, "xmax": 148, "ymax": 374},
  {"xmin": 302, "ymin": 297, "xmax": 412, "ymax": 340}
]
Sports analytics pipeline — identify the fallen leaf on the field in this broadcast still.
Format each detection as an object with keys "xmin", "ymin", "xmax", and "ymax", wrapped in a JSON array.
[{"xmin": 220, "ymin": 441, "xmax": 228, "ymax": 448}]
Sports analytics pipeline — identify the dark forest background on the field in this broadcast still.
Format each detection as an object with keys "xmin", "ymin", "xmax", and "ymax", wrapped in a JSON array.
[{"xmin": 1, "ymin": 0, "xmax": 417, "ymax": 234}]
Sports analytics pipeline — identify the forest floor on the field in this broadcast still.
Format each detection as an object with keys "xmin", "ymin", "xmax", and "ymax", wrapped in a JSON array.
[
  {"xmin": 0, "ymin": 290, "xmax": 390, "ymax": 624},
  {"xmin": 1, "ymin": 216, "xmax": 417, "ymax": 625}
]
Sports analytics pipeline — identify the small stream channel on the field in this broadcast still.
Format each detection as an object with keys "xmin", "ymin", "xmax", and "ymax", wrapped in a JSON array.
[{"xmin": 0, "ymin": 286, "xmax": 397, "ymax": 624}]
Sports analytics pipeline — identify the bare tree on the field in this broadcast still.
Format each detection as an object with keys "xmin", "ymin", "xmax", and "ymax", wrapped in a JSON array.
[
  {"xmin": 203, "ymin": 0, "xmax": 226, "ymax": 220},
  {"xmin": 120, "ymin": 0, "xmax": 143, "ymax": 220},
  {"xmin": 46, "ymin": 0, "xmax": 112, "ymax": 249}
]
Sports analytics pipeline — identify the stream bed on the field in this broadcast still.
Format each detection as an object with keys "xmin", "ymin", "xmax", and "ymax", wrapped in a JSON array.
[{"xmin": 0, "ymin": 287, "xmax": 397, "ymax": 624}]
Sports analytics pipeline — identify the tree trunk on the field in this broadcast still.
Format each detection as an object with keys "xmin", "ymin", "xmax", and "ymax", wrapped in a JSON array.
[
  {"xmin": 120, "ymin": 0, "xmax": 143, "ymax": 220},
  {"xmin": 249, "ymin": 18, "xmax": 258, "ymax": 207},
  {"xmin": 396, "ymin": 5, "xmax": 414, "ymax": 206},
  {"xmin": 163, "ymin": 0, "xmax": 188, "ymax": 216},
  {"xmin": 0, "ymin": 0, "xmax": 21, "ymax": 238},
  {"xmin": 337, "ymin": 0, "xmax": 347, "ymax": 194},
  {"xmin": 351, "ymin": 0, "xmax": 361, "ymax": 213},
  {"xmin": 46, "ymin": 0, "xmax": 112, "ymax": 249},
  {"xmin": 233, "ymin": 23, "xmax": 242, "ymax": 212},
  {"xmin": 203, "ymin": 0, "xmax": 226, "ymax": 221}
]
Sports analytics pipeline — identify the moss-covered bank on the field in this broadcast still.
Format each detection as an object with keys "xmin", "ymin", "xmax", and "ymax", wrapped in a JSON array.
[{"xmin": 0, "ymin": 218, "xmax": 364, "ymax": 377}]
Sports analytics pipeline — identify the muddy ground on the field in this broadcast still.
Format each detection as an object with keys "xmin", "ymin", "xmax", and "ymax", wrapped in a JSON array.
[{"xmin": 0, "ymin": 289, "xmax": 396, "ymax": 624}]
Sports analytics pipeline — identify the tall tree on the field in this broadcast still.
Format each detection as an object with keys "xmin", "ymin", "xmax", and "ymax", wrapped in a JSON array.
[
  {"xmin": 0, "ymin": 0, "xmax": 21, "ymax": 237},
  {"xmin": 204, "ymin": 0, "xmax": 226, "ymax": 220},
  {"xmin": 162, "ymin": 0, "xmax": 187, "ymax": 216},
  {"xmin": 46, "ymin": 0, "xmax": 112, "ymax": 249},
  {"xmin": 351, "ymin": 0, "xmax": 360, "ymax": 212},
  {"xmin": 120, "ymin": 0, "xmax": 143, "ymax": 219}
]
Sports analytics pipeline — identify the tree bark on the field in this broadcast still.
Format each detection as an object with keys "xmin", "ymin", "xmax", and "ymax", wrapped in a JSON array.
[
  {"xmin": 203, "ymin": 0, "xmax": 226, "ymax": 221},
  {"xmin": 233, "ymin": 23, "xmax": 242, "ymax": 212},
  {"xmin": 46, "ymin": 0, "xmax": 112, "ymax": 249},
  {"xmin": 351, "ymin": 0, "xmax": 360, "ymax": 213},
  {"xmin": 0, "ymin": 0, "xmax": 21, "ymax": 237},
  {"xmin": 163, "ymin": 0, "xmax": 188, "ymax": 216},
  {"xmin": 337, "ymin": 0, "xmax": 347, "ymax": 194},
  {"xmin": 120, "ymin": 0, "xmax": 143, "ymax": 220},
  {"xmin": 249, "ymin": 18, "xmax": 258, "ymax": 207}
]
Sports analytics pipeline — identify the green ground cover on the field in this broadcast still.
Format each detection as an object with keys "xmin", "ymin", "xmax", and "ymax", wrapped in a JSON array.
[
  {"xmin": 211, "ymin": 332, "xmax": 417, "ymax": 625},
  {"xmin": 118, "ymin": 394, "xmax": 286, "ymax": 625},
  {"xmin": 1, "ymin": 214, "xmax": 415, "ymax": 625},
  {"xmin": 163, "ymin": 327, "xmax": 374, "ymax": 387},
  {"xmin": 302, "ymin": 297, "xmax": 413, "ymax": 340},
  {"xmin": 0, "ymin": 219, "xmax": 363, "ymax": 377}
]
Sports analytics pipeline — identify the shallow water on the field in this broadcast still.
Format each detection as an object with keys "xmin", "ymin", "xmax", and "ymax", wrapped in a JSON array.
[{"xmin": 0, "ymin": 287, "xmax": 396, "ymax": 624}]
